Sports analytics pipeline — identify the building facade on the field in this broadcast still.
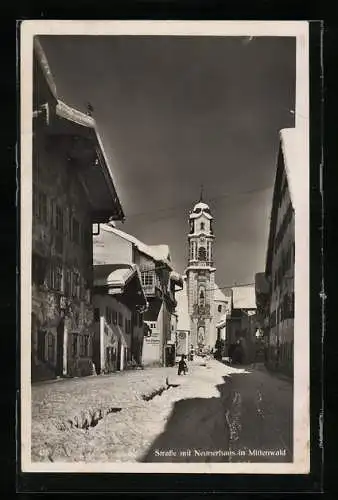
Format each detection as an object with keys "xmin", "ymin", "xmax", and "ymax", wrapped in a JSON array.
[
  {"xmin": 214, "ymin": 286, "xmax": 232, "ymax": 344},
  {"xmin": 31, "ymin": 38, "xmax": 124, "ymax": 381},
  {"xmin": 264, "ymin": 129, "xmax": 295, "ymax": 376},
  {"xmin": 92, "ymin": 224, "xmax": 183, "ymax": 367},
  {"xmin": 224, "ymin": 285, "xmax": 257, "ymax": 363},
  {"xmin": 136, "ymin": 248, "xmax": 183, "ymax": 367},
  {"xmin": 92, "ymin": 264, "xmax": 147, "ymax": 373},
  {"xmin": 255, "ymin": 272, "xmax": 270, "ymax": 360},
  {"xmin": 176, "ymin": 283, "xmax": 191, "ymax": 357}
]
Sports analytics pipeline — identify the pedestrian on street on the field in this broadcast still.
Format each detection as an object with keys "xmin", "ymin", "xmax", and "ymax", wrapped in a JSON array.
[
  {"xmin": 178, "ymin": 354, "xmax": 188, "ymax": 375},
  {"xmin": 228, "ymin": 343, "xmax": 235, "ymax": 364}
]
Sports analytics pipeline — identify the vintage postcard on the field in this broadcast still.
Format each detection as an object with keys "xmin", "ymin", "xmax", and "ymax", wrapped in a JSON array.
[{"xmin": 20, "ymin": 20, "xmax": 310, "ymax": 474}]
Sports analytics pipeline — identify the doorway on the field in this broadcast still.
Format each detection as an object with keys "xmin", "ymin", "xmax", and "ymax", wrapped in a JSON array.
[
  {"xmin": 56, "ymin": 319, "xmax": 64, "ymax": 376},
  {"xmin": 116, "ymin": 340, "xmax": 121, "ymax": 371}
]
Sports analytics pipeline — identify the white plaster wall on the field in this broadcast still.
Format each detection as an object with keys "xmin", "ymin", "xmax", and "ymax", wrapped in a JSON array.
[
  {"xmin": 142, "ymin": 302, "xmax": 164, "ymax": 365},
  {"xmin": 93, "ymin": 225, "xmax": 133, "ymax": 265}
]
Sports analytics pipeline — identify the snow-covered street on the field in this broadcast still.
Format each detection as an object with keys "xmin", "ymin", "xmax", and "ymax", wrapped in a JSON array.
[{"xmin": 31, "ymin": 358, "xmax": 293, "ymax": 463}]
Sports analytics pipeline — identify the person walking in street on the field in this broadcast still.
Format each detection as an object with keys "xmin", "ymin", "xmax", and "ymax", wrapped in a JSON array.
[
  {"xmin": 228, "ymin": 343, "xmax": 235, "ymax": 364},
  {"xmin": 178, "ymin": 354, "xmax": 188, "ymax": 375}
]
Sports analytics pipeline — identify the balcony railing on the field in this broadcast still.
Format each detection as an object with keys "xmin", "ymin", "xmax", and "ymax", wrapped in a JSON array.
[
  {"xmin": 142, "ymin": 283, "xmax": 156, "ymax": 296},
  {"xmin": 189, "ymin": 260, "xmax": 214, "ymax": 267}
]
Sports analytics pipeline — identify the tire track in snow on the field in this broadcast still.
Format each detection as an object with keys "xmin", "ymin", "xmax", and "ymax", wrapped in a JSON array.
[{"xmin": 225, "ymin": 390, "xmax": 242, "ymax": 462}]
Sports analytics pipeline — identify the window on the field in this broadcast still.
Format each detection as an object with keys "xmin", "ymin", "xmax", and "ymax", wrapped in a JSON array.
[
  {"xmin": 80, "ymin": 276, "xmax": 86, "ymax": 301},
  {"xmin": 218, "ymin": 305, "xmax": 222, "ymax": 313},
  {"xmin": 72, "ymin": 218, "xmax": 80, "ymax": 244},
  {"xmin": 138, "ymin": 313, "xmax": 143, "ymax": 328},
  {"xmin": 94, "ymin": 308, "xmax": 100, "ymax": 322},
  {"xmin": 79, "ymin": 335, "xmax": 84, "ymax": 356},
  {"xmin": 198, "ymin": 247, "xmax": 206, "ymax": 261},
  {"xmin": 80, "ymin": 335, "xmax": 89, "ymax": 357},
  {"xmin": 141, "ymin": 271, "xmax": 154, "ymax": 287},
  {"xmin": 64, "ymin": 269, "xmax": 72, "ymax": 296},
  {"xmin": 47, "ymin": 332, "xmax": 55, "ymax": 363},
  {"xmin": 125, "ymin": 318, "xmax": 128, "ymax": 333},
  {"xmin": 73, "ymin": 271, "xmax": 80, "ymax": 298},
  {"xmin": 32, "ymin": 253, "xmax": 47, "ymax": 286},
  {"xmin": 200, "ymin": 222, "xmax": 205, "ymax": 231},
  {"xmin": 189, "ymin": 243, "xmax": 194, "ymax": 260},
  {"xmin": 113, "ymin": 310, "xmax": 117, "ymax": 325},
  {"xmin": 56, "ymin": 205, "xmax": 63, "ymax": 233},
  {"xmin": 199, "ymin": 289, "xmax": 205, "ymax": 306},
  {"xmin": 50, "ymin": 199, "xmax": 55, "ymax": 227},
  {"xmin": 49, "ymin": 260, "xmax": 63, "ymax": 291},
  {"xmin": 72, "ymin": 333, "xmax": 78, "ymax": 357},
  {"xmin": 36, "ymin": 190, "xmax": 47, "ymax": 223},
  {"xmin": 118, "ymin": 312, "xmax": 123, "ymax": 327},
  {"xmin": 270, "ymin": 310, "xmax": 277, "ymax": 328},
  {"xmin": 84, "ymin": 336, "xmax": 89, "ymax": 357},
  {"xmin": 207, "ymin": 242, "xmax": 212, "ymax": 261},
  {"xmin": 37, "ymin": 330, "xmax": 46, "ymax": 362}
]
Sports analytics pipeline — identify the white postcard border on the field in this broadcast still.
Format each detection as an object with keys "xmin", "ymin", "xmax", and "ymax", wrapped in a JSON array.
[{"xmin": 20, "ymin": 20, "xmax": 310, "ymax": 474}]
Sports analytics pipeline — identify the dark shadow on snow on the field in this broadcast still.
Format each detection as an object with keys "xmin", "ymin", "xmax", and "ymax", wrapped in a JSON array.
[
  {"xmin": 140, "ymin": 366, "xmax": 293, "ymax": 463},
  {"xmin": 139, "ymin": 370, "xmax": 247, "ymax": 463}
]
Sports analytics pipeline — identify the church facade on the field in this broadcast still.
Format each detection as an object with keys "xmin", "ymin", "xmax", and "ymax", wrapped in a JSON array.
[{"xmin": 185, "ymin": 198, "xmax": 217, "ymax": 351}]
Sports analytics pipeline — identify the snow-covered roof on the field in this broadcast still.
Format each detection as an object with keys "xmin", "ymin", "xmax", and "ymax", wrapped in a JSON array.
[
  {"xmin": 103, "ymin": 225, "xmax": 172, "ymax": 268},
  {"xmin": 94, "ymin": 263, "xmax": 137, "ymax": 288},
  {"xmin": 280, "ymin": 127, "xmax": 298, "ymax": 208},
  {"xmin": 214, "ymin": 284, "xmax": 232, "ymax": 303},
  {"xmin": 170, "ymin": 271, "xmax": 184, "ymax": 288},
  {"xmin": 56, "ymin": 100, "xmax": 95, "ymax": 129},
  {"xmin": 34, "ymin": 37, "xmax": 58, "ymax": 100},
  {"xmin": 93, "ymin": 263, "xmax": 147, "ymax": 305},
  {"xmin": 189, "ymin": 201, "xmax": 213, "ymax": 220},
  {"xmin": 189, "ymin": 211, "xmax": 213, "ymax": 220},
  {"xmin": 265, "ymin": 127, "xmax": 299, "ymax": 276},
  {"xmin": 34, "ymin": 38, "xmax": 124, "ymax": 223},
  {"xmin": 193, "ymin": 202, "xmax": 210, "ymax": 211},
  {"xmin": 232, "ymin": 285, "xmax": 256, "ymax": 309},
  {"xmin": 176, "ymin": 282, "xmax": 190, "ymax": 331}
]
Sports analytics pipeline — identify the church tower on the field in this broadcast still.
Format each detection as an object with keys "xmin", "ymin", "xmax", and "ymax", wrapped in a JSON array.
[{"xmin": 185, "ymin": 190, "xmax": 216, "ymax": 350}]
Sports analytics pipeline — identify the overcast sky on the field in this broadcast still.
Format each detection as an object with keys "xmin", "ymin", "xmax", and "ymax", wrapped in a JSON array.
[{"xmin": 39, "ymin": 35, "xmax": 295, "ymax": 287}]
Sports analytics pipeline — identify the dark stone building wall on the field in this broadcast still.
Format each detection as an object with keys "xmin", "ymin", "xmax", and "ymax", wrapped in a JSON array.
[{"xmin": 31, "ymin": 132, "xmax": 95, "ymax": 381}]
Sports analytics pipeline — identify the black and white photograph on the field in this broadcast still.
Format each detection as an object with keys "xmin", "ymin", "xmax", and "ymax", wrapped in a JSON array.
[{"xmin": 20, "ymin": 21, "xmax": 310, "ymax": 474}]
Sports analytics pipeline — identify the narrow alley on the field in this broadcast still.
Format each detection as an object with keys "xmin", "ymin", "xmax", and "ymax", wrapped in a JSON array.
[{"xmin": 32, "ymin": 358, "xmax": 292, "ymax": 463}]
